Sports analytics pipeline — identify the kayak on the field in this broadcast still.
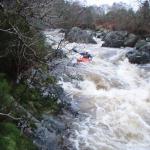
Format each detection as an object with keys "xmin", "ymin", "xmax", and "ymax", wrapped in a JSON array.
[{"xmin": 77, "ymin": 57, "xmax": 91, "ymax": 63}]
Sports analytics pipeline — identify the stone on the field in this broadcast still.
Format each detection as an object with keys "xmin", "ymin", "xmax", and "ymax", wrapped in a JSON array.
[
  {"xmin": 42, "ymin": 116, "xmax": 66, "ymax": 133},
  {"xmin": 34, "ymin": 127, "xmax": 60, "ymax": 150},
  {"xmin": 135, "ymin": 40, "xmax": 147, "ymax": 49},
  {"xmin": 102, "ymin": 31, "xmax": 128, "ymax": 48},
  {"xmin": 65, "ymin": 27, "xmax": 97, "ymax": 44},
  {"xmin": 124, "ymin": 33, "xmax": 138, "ymax": 47},
  {"xmin": 126, "ymin": 42, "xmax": 150, "ymax": 64}
]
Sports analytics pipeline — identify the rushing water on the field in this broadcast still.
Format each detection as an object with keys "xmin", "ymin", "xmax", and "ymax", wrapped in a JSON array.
[{"xmin": 45, "ymin": 29, "xmax": 150, "ymax": 150}]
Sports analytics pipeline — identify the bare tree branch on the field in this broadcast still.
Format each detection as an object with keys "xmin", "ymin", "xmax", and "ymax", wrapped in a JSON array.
[{"xmin": 0, "ymin": 112, "xmax": 21, "ymax": 120}]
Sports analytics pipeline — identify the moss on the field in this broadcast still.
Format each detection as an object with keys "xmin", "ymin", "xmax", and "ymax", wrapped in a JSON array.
[
  {"xmin": 13, "ymin": 80, "xmax": 61, "ymax": 117},
  {"xmin": 0, "ymin": 72, "xmax": 61, "ymax": 119},
  {"xmin": 45, "ymin": 76, "xmax": 57, "ymax": 85},
  {"xmin": 0, "ymin": 122, "xmax": 37, "ymax": 150},
  {"xmin": 0, "ymin": 74, "xmax": 14, "ymax": 111},
  {"xmin": 37, "ymin": 97, "xmax": 61, "ymax": 114}
]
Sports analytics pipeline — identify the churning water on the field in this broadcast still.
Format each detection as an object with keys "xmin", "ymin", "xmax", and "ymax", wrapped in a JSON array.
[{"xmin": 45, "ymin": 30, "xmax": 150, "ymax": 150}]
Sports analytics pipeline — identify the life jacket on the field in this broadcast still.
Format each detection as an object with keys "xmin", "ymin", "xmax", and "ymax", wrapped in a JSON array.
[{"xmin": 77, "ymin": 57, "xmax": 91, "ymax": 63}]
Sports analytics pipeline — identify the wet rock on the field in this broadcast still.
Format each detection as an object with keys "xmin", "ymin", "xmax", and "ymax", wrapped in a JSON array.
[
  {"xmin": 47, "ymin": 49, "xmax": 66, "ymax": 61},
  {"xmin": 59, "ymin": 29, "xmax": 69, "ymax": 34},
  {"xmin": 34, "ymin": 127, "xmax": 60, "ymax": 150},
  {"xmin": 139, "ymin": 42, "xmax": 150, "ymax": 52},
  {"xmin": 54, "ymin": 49, "xmax": 66, "ymax": 59},
  {"xmin": 146, "ymin": 37, "xmax": 150, "ymax": 42},
  {"xmin": 63, "ymin": 74, "xmax": 83, "ymax": 82},
  {"xmin": 33, "ymin": 114, "xmax": 69, "ymax": 150},
  {"xmin": 135, "ymin": 40, "xmax": 147, "ymax": 49},
  {"xmin": 65, "ymin": 27, "xmax": 97, "ymax": 44},
  {"xmin": 102, "ymin": 31, "xmax": 128, "ymax": 48},
  {"xmin": 42, "ymin": 116, "xmax": 66, "ymax": 133},
  {"xmin": 124, "ymin": 33, "xmax": 138, "ymax": 47},
  {"xmin": 96, "ymin": 29, "xmax": 109, "ymax": 39},
  {"xmin": 96, "ymin": 31, "xmax": 106, "ymax": 39},
  {"xmin": 126, "ymin": 42, "xmax": 150, "ymax": 64},
  {"xmin": 85, "ymin": 29, "xmax": 96, "ymax": 37}
]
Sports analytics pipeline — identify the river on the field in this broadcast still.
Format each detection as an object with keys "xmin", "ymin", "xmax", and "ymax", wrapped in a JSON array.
[{"xmin": 45, "ymin": 29, "xmax": 150, "ymax": 150}]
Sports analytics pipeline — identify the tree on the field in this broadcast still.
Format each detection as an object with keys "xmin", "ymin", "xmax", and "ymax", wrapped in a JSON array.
[{"xmin": 136, "ymin": 0, "xmax": 150, "ymax": 34}]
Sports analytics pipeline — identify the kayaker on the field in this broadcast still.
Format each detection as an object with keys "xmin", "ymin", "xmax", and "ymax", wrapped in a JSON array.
[
  {"xmin": 72, "ymin": 48, "xmax": 93, "ymax": 63},
  {"xmin": 80, "ymin": 51, "xmax": 93, "ymax": 60}
]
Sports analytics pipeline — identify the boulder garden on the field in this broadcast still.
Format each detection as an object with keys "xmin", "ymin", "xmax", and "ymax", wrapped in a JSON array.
[{"xmin": 65, "ymin": 27, "xmax": 97, "ymax": 44}]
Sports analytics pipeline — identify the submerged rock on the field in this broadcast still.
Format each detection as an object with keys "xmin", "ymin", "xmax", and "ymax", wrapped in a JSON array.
[{"xmin": 65, "ymin": 27, "xmax": 97, "ymax": 44}]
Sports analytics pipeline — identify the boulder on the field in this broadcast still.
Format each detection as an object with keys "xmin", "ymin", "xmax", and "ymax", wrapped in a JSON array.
[
  {"xmin": 96, "ymin": 31, "xmax": 107, "ymax": 39},
  {"xmin": 59, "ymin": 29, "xmax": 69, "ymax": 34},
  {"xmin": 135, "ymin": 40, "xmax": 147, "ymax": 49},
  {"xmin": 102, "ymin": 31, "xmax": 128, "ymax": 48},
  {"xmin": 34, "ymin": 127, "xmax": 60, "ymax": 150},
  {"xmin": 85, "ymin": 29, "xmax": 96, "ymax": 37},
  {"xmin": 124, "ymin": 33, "xmax": 138, "ymax": 47},
  {"xmin": 42, "ymin": 116, "xmax": 66, "ymax": 133},
  {"xmin": 139, "ymin": 42, "xmax": 150, "ymax": 52},
  {"xmin": 65, "ymin": 27, "xmax": 97, "ymax": 44},
  {"xmin": 126, "ymin": 42, "xmax": 150, "ymax": 64}
]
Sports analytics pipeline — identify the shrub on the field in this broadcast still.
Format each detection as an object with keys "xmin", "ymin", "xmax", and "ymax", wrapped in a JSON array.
[
  {"xmin": 0, "ymin": 122, "xmax": 37, "ymax": 150},
  {"xmin": 0, "ymin": 74, "xmax": 13, "ymax": 112}
]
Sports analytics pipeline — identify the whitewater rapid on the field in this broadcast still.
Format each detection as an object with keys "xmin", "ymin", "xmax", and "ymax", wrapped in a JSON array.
[{"xmin": 45, "ymin": 30, "xmax": 150, "ymax": 150}]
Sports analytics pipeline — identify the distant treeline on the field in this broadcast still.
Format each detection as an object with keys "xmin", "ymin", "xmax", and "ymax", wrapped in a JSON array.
[
  {"xmin": 2, "ymin": 0, "xmax": 149, "ymax": 34},
  {"xmin": 43, "ymin": 0, "xmax": 150, "ymax": 35}
]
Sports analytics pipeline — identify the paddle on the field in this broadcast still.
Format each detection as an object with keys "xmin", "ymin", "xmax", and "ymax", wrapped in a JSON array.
[
  {"xmin": 72, "ymin": 48, "xmax": 94, "ymax": 59},
  {"xmin": 72, "ymin": 47, "xmax": 79, "ymax": 53}
]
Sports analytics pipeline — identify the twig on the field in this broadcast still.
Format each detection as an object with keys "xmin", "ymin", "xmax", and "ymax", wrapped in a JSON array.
[
  {"xmin": 0, "ymin": 112, "xmax": 21, "ymax": 120},
  {"xmin": 0, "ymin": 28, "xmax": 16, "ymax": 35}
]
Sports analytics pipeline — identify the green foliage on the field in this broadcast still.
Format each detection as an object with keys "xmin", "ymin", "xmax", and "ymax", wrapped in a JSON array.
[
  {"xmin": 45, "ymin": 76, "xmax": 57, "ymax": 85},
  {"xmin": 0, "ymin": 74, "xmax": 13, "ymax": 111},
  {"xmin": 0, "ymin": 3, "xmax": 63, "ymax": 150},
  {"xmin": 0, "ymin": 122, "xmax": 37, "ymax": 150},
  {"xmin": 14, "ymin": 84, "xmax": 42, "ymax": 104},
  {"xmin": 13, "ymin": 74, "xmax": 60, "ymax": 116},
  {"xmin": 0, "ymin": 70, "xmax": 60, "ymax": 117},
  {"xmin": 22, "ymin": 86, "xmax": 59, "ymax": 115}
]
